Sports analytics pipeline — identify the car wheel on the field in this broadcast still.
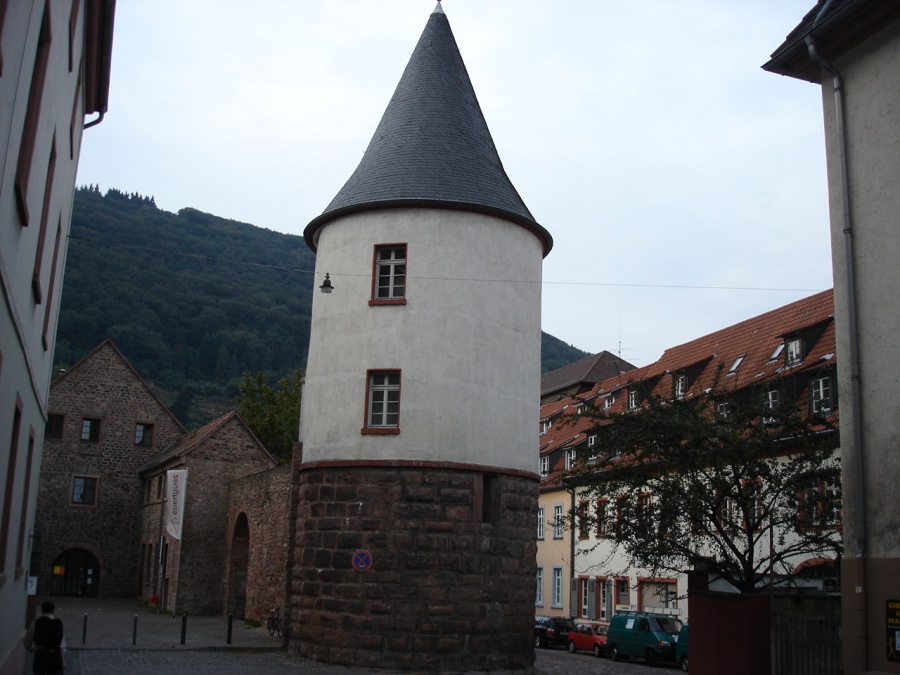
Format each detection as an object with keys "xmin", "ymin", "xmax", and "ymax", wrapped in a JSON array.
[
  {"xmin": 610, "ymin": 645, "xmax": 620, "ymax": 661},
  {"xmin": 567, "ymin": 640, "xmax": 576, "ymax": 653},
  {"xmin": 646, "ymin": 648, "xmax": 656, "ymax": 666},
  {"xmin": 534, "ymin": 634, "xmax": 543, "ymax": 648},
  {"xmin": 681, "ymin": 656, "xmax": 689, "ymax": 672},
  {"xmin": 593, "ymin": 644, "xmax": 602, "ymax": 658}
]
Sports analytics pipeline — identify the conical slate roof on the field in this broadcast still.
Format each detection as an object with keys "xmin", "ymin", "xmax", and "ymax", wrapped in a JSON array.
[{"xmin": 304, "ymin": 3, "xmax": 552, "ymax": 255}]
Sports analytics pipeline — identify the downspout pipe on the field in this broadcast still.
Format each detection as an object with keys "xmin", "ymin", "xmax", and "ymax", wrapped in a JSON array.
[{"xmin": 803, "ymin": 33, "xmax": 867, "ymax": 561}]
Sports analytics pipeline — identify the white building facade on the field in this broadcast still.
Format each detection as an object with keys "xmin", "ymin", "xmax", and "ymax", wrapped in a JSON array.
[{"xmin": 0, "ymin": 2, "xmax": 114, "ymax": 674}]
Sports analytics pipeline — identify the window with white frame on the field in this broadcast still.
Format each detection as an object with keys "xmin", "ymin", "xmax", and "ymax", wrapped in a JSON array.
[
  {"xmin": 588, "ymin": 435, "xmax": 597, "ymax": 447},
  {"xmin": 599, "ymin": 580, "xmax": 608, "ymax": 620},
  {"xmin": 540, "ymin": 419, "xmax": 551, "ymax": 435},
  {"xmin": 363, "ymin": 370, "xmax": 401, "ymax": 432},
  {"xmin": 811, "ymin": 375, "xmax": 833, "ymax": 415},
  {"xmin": 603, "ymin": 395, "xmax": 615, "ymax": 409},
  {"xmin": 717, "ymin": 401, "xmax": 731, "ymax": 421},
  {"xmin": 552, "ymin": 567, "xmax": 564, "ymax": 608},
  {"xmin": 565, "ymin": 448, "xmax": 576, "ymax": 471},
  {"xmin": 786, "ymin": 337, "xmax": 803, "ymax": 366},
  {"xmin": 537, "ymin": 506, "xmax": 545, "ymax": 539},
  {"xmin": 674, "ymin": 373, "xmax": 687, "ymax": 399},
  {"xmin": 628, "ymin": 389, "xmax": 639, "ymax": 410},
  {"xmin": 764, "ymin": 389, "xmax": 781, "ymax": 424},
  {"xmin": 539, "ymin": 455, "xmax": 549, "ymax": 477},
  {"xmin": 372, "ymin": 244, "xmax": 406, "ymax": 302},
  {"xmin": 535, "ymin": 566, "xmax": 544, "ymax": 606},
  {"xmin": 553, "ymin": 504, "xmax": 564, "ymax": 539},
  {"xmin": 823, "ymin": 475, "xmax": 842, "ymax": 526}
]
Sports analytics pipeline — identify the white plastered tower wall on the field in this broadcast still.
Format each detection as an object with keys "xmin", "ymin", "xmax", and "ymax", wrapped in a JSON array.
[
  {"xmin": 301, "ymin": 208, "xmax": 542, "ymax": 472},
  {"xmin": 291, "ymin": 4, "xmax": 550, "ymax": 670}
]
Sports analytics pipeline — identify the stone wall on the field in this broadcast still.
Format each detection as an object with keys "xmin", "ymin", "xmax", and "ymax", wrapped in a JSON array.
[
  {"xmin": 289, "ymin": 465, "xmax": 538, "ymax": 672},
  {"xmin": 172, "ymin": 416, "xmax": 276, "ymax": 615},
  {"xmin": 36, "ymin": 342, "xmax": 184, "ymax": 597},
  {"xmin": 226, "ymin": 462, "xmax": 293, "ymax": 624}
]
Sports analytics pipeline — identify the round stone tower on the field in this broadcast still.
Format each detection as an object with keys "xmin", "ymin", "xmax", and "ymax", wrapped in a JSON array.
[{"xmin": 292, "ymin": 4, "xmax": 552, "ymax": 671}]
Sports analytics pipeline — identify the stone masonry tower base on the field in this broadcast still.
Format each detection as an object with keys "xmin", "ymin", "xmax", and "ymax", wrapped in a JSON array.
[{"xmin": 289, "ymin": 464, "xmax": 538, "ymax": 672}]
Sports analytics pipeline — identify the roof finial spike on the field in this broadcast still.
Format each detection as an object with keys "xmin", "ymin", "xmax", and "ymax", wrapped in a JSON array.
[{"xmin": 433, "ymin": 1, "xmax": 444, "ymax": 15}]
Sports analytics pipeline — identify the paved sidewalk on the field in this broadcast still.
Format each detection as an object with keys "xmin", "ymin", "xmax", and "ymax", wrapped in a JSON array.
[{"xmin": 51, "ymin": 597, "xmax": 282, "ymax": 651}]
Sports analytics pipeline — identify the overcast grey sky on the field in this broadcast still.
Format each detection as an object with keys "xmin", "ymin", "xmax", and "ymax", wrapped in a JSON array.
[{"xmin": 76, "ymin": 0, "xmax": 833, "ymax": 367}]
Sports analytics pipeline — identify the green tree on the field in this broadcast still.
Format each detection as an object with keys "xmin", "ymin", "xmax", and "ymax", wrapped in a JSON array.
[
  {"xmin": 565, "ymin": 373, "xmax": 841, "ymax": 594},
  {"xmin": 234, "ymin": 369, "xmax": 304, "ymax": 463}
]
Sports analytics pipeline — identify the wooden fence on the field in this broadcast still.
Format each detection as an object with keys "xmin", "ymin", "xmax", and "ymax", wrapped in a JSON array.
[{"xmin": 771, "ymin": 612, "xmax": 842, "ymax": 675}]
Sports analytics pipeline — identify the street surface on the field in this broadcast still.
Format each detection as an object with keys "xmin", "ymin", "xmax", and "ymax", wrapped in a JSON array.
[{"xmin": 27, "ymin": 598, "xmax": 681, "ymax": 674}]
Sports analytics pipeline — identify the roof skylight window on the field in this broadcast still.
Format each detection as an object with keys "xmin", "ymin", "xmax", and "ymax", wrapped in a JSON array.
[
  {"xmin": 769, "ymin": 344, "xmax": 785, "ymax": 362},
  {"xmin": 728, "ymin": 355, "xmax": 746, "ymax": 375}
]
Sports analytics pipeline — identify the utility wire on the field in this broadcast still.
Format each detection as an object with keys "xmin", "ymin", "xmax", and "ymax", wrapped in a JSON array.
[{"xmin": 67, "ymin": 234, "xmax": 826, "ymax": 294}]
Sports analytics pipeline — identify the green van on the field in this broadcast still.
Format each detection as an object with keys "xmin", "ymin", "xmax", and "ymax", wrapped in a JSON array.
[
  {"xmin": 675, "ymin": 623, "xmax": 689, "ymax": 671},
  {"xmin": 606, "ymin": 612, "xmax": 683, "ymax": 665}
]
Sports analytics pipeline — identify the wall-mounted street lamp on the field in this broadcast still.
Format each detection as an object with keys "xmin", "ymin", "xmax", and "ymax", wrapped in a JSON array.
[{"xmin": 319, "ymin": 273, "xmax": 334, "ymax": 294}]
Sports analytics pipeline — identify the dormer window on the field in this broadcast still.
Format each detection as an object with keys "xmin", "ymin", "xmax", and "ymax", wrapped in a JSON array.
[
  {"xmin": 603, "ymin": 395, "xmax": 615, "ymax": 410},
  {"xmin": 674, "ymin": 374, "xmax": 687, "ymax": 400},
  {"xmin": 540, "ymin": 455, "xmax": 549, "ymax": 477},
  {"xmin": 565, "ymin": 448, "xmax": 576, "ymax": 471},
  {"xmin": 785, "ymin": 338, "xmax": 803, "ymax": 367},
  {"xmin": 628, "ymin": 389, "xmax": 639, "ymax": 410},
  {"xmin": 540, "ymin": 420, "xmax": 551, "ymax": 435},
  {"xmin": 717, "ymin": 402, "xmax": 732, "ymax": 421},
  {"xmin": 587, "ymin": 435, "xmax": 597, "ymax": 447}
]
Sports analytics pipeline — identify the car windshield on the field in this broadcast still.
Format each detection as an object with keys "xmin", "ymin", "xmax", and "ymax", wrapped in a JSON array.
[{"xmin": 650, "ymin": 617, "xmax": 683, "ymax": 635}]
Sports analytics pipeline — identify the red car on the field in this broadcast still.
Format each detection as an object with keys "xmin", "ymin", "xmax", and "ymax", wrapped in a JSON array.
[{"xmin": 567, "ymin": 622, "xmax": 609, "ymax": 657}]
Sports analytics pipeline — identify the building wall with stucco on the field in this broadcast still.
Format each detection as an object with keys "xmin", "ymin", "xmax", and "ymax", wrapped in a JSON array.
[{"xmin": 819, "ymin": 17, "xmax": 900, "ymax": 675}]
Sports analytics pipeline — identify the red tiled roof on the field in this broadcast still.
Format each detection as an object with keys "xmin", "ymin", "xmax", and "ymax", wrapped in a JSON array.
[
  {"xmin": 590, "ymin": 290, "xmax": 835, "ymax": 409},
  {"xmin": 537, "ymin": 290, "xmax": 837, "ymax": 484}
]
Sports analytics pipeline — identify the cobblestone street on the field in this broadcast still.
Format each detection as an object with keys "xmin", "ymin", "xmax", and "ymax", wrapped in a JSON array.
[{"xmin": 33, "ymin": 599, "xmax": 679, "ymax": 675}]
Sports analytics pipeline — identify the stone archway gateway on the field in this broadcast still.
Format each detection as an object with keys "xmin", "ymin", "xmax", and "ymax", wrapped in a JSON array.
[
  {"xmin": 229, "ymin": 513, "xmax": 250, "ymax": 619},
  {"xmin": 50, "ymin": 548, "xmax": 100, "ymax": 597}
]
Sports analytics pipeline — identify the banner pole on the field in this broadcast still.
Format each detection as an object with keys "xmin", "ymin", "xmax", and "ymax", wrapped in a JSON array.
[{"xmin": 155, "ymin": 472, "xmax": 166, "ymax": 615}]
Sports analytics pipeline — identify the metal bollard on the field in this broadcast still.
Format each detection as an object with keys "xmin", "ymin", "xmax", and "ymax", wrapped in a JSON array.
[
  {"xmin": 180, "ymin": 613, "xmax": 187, "ymax": 645},
  {"xmin": 82, "ymin": 613, "xmax": 87, "ymax": 644},
  {"xmin": 227, "ymin": 613, "xmax": 233, "ymax": 645},
  {"xmin": 132, "ymin": 615, "xmax": 137, "ymax": 645}
]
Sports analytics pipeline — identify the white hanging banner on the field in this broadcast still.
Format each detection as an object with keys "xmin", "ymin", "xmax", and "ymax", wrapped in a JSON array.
[{"xmin": 165, "ymin": 469, "xmax": 188, "ymax": 540}]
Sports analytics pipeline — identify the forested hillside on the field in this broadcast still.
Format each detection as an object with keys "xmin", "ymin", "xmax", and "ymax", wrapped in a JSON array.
[{"xmin": 55, "ymin": 188, "xmax": 587, "ymax": 427}]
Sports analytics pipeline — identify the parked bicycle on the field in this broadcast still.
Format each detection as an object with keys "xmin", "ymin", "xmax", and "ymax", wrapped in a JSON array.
[{"xmin": 267, "ymin": 606, "xmax": 281, "ymax": 636}]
